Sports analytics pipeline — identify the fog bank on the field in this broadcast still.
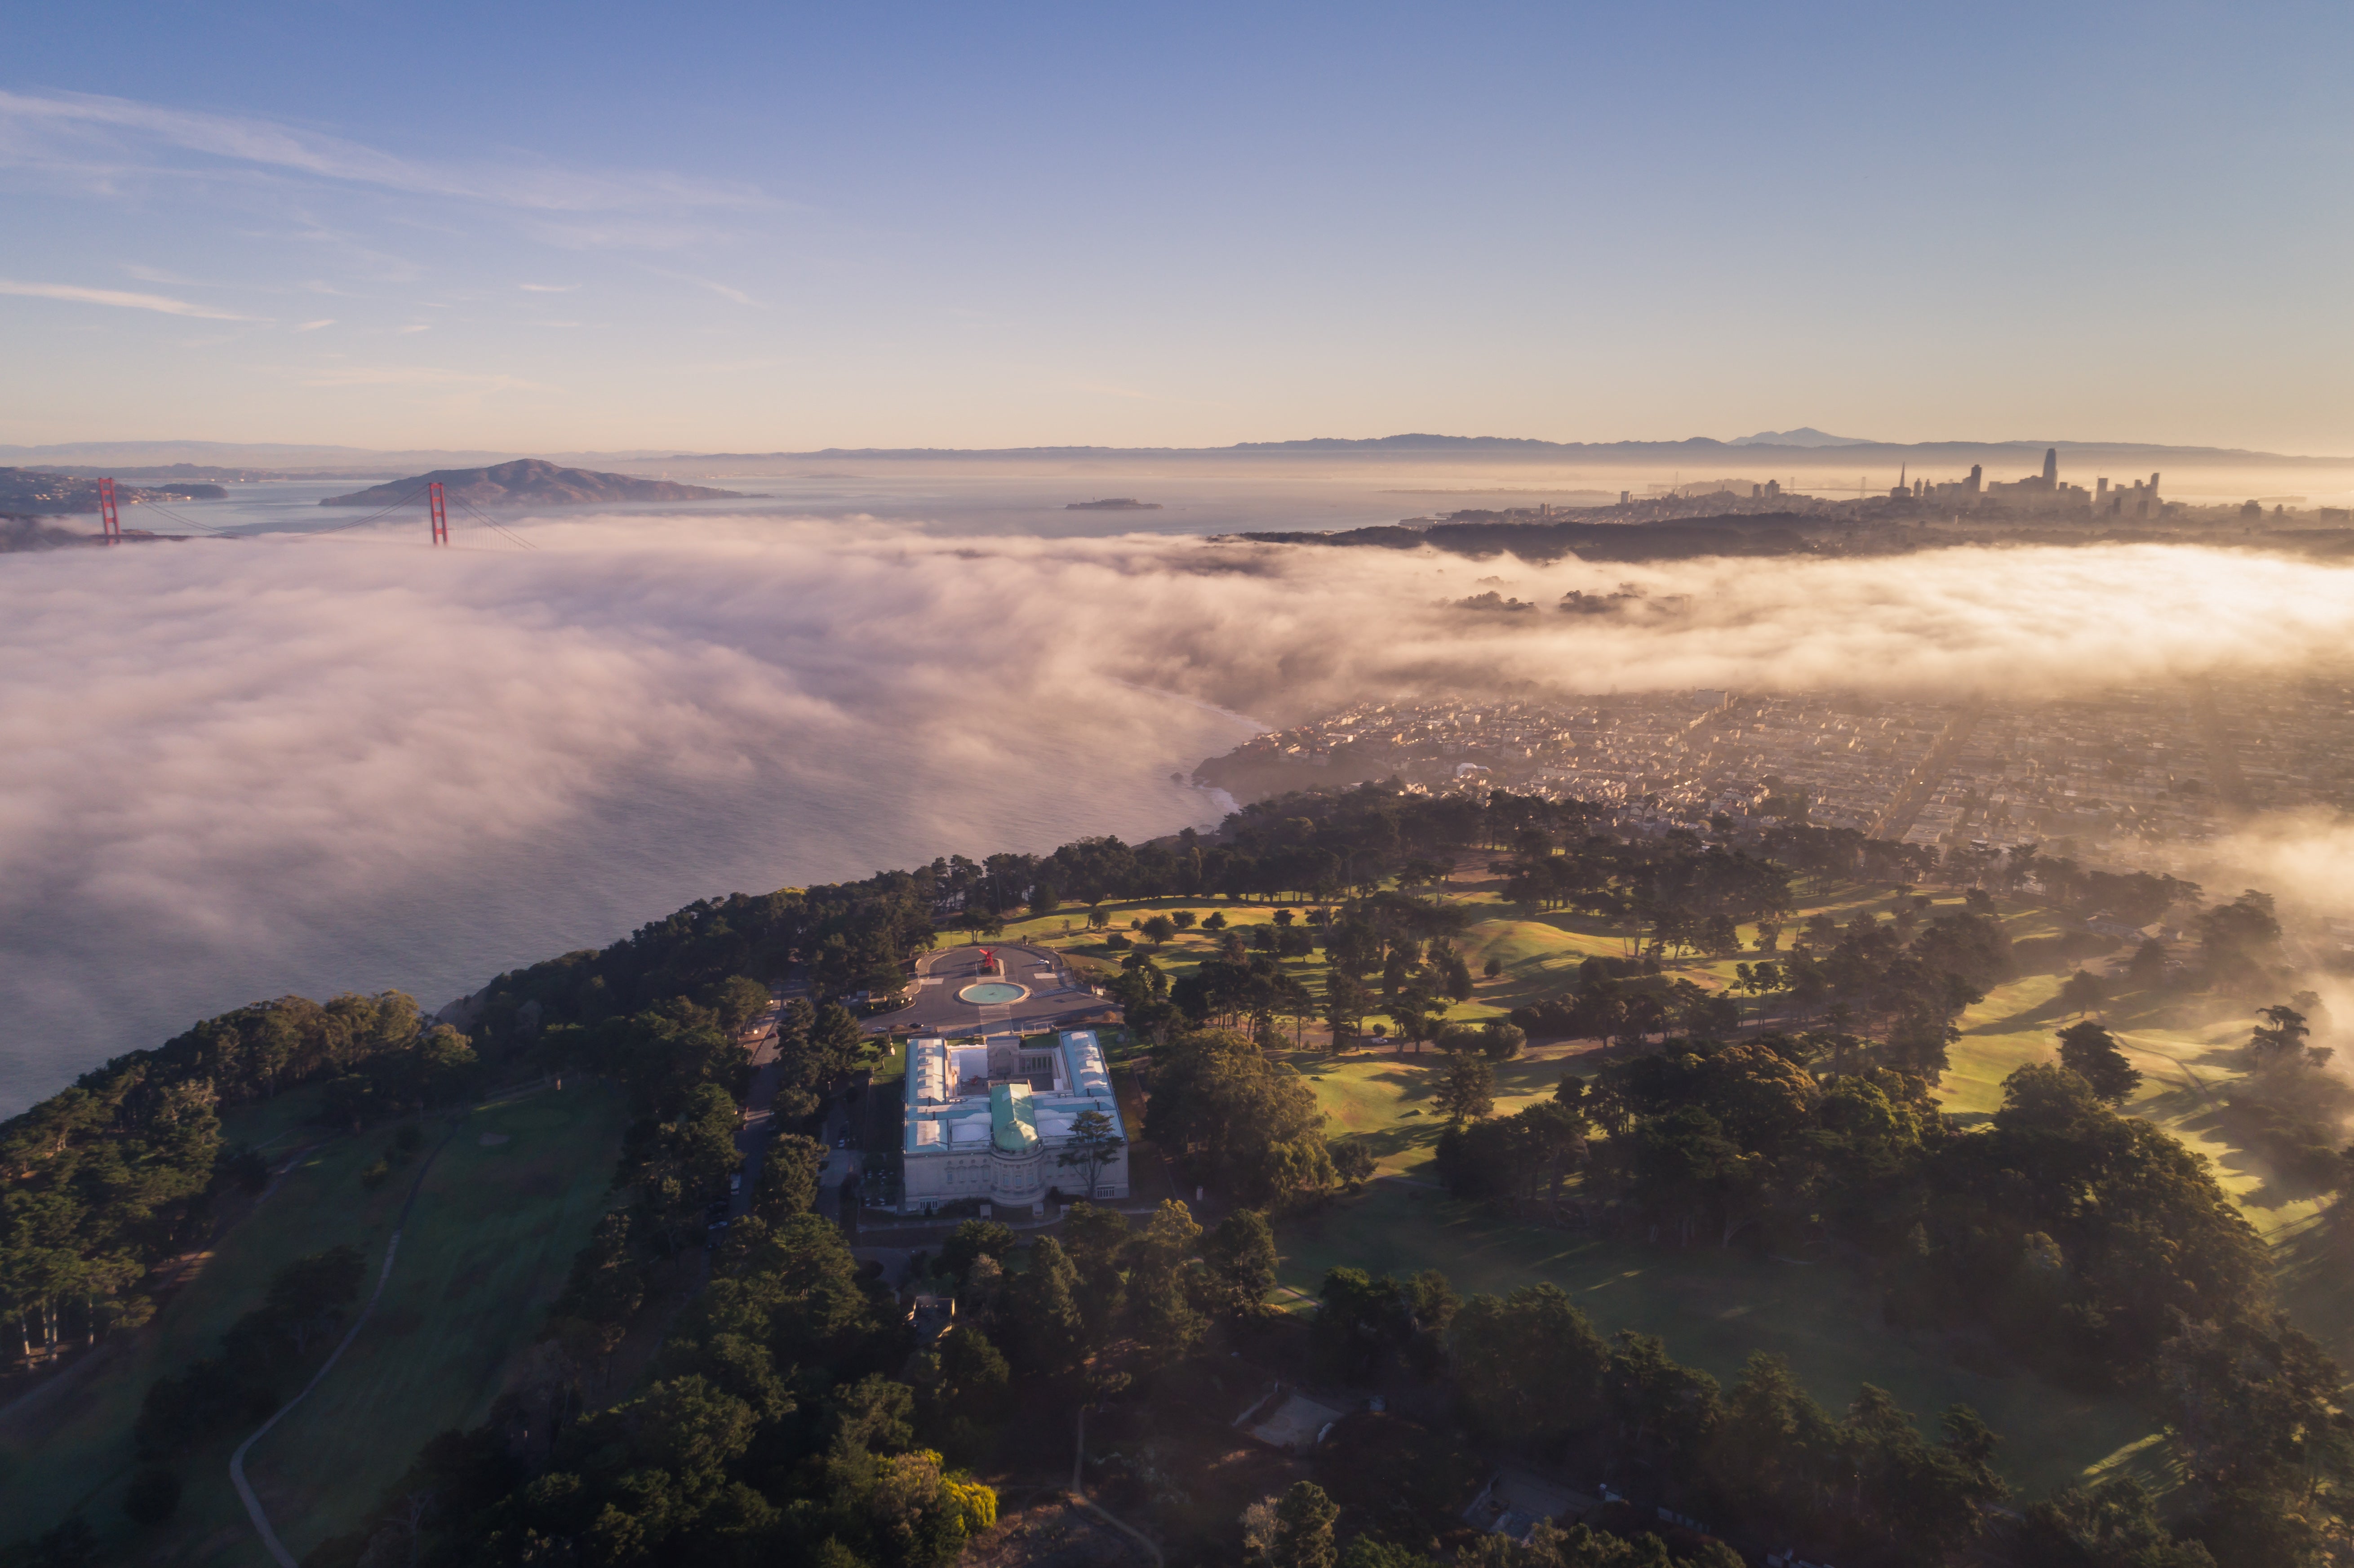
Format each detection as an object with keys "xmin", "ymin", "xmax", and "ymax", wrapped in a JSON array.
[{"xmin": 5, "ymin": 517, "xmax": 2352, "ymax": 1113}]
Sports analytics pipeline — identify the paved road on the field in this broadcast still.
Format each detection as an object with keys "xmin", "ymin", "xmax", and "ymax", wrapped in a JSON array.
[
  {"xmin": 725, "ymin": 989, "xmax": 794, "ymax": 1224},
  {"xmin": 875, "ymin": 941, "xmax": 1110, "ymax": 1038},
  {"xmin": 727, "ymin": 984, "xmax": 874, "ymax": 1231}
]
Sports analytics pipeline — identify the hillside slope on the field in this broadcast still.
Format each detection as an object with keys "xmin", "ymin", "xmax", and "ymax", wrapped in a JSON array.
[{"xmin": 321, "ymin": 458, "xmax": 744, "ymax": 507}]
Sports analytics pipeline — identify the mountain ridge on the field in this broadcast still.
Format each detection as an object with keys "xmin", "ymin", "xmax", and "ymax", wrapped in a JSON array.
[
  {"xmin": 319, "ymin": 459, "xmax": 746, "ymax": 508},
  {"xmin": 10, "ymin": 434, "xmax": 2347, "ymax": 471}
]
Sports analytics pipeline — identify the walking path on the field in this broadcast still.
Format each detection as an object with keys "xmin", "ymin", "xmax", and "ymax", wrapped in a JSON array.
[{"xmin": 230, "ymin": 1135, "xmax": 448, "ymax": 1567}]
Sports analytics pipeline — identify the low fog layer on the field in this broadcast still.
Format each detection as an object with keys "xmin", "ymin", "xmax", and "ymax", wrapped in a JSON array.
[{"xmin": 6, "ymin": 516, "xmax": 2352, "ymax": 1114}]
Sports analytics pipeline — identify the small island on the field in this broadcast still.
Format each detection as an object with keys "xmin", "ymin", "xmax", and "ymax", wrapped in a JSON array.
[
  {"xmin": 321, "ymin": 458, "xmax": 744, "ymax": 507},
  {"xmin": 1063, "ymin": 496, "xmax": 1161, "ymax": 511}
]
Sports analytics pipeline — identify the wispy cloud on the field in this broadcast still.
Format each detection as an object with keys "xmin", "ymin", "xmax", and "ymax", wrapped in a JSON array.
[
  {"xmin": 0, "ymin": 278, "xmax": 255, "ymax": 319},
  {"xmin": 398, "ymin": 324, "xmax": 431, "ymax": 334},
  {"xmin": 120, "ymin": 262, "xmax": 199, "ymax": 285},
  {"xmin": 0, "ymin": 88, "xmax": 776, "ymax": 216},
  {"xmin": 519, "ymin": 283, "xmax": 577, "ymax": 293},
  {"xmin": 295, "ymin": 318, "xmax": 335, "ymax": 331}
]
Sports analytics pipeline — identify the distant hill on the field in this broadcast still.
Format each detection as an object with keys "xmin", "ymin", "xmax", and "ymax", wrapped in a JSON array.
[
  {"xmin": 320, "ymin": 459, "xmax": 745, "ymax": 508},
  {"xmin": 666, "ymin": 433, "xmax": 2347, "ymax": 469},
  {"xmin": 24, "ymin": 463, "xmax": 281, "ymax": 482},
  {"xmin": 1728, "ymin": 427, "xmax": 1873, "ymax": 448}
]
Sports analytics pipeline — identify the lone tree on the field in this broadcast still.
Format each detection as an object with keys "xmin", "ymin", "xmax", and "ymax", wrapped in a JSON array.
[
  {"xmin": 1434, "ymin": 1051, "xmax": 1496, "ymax": 1124},
  {"xmin": 1327, "ymin": 1138, "xmax": 1376, "ymax": 1190},
  {"xmin": 265, "ymin": 1245, "xmax": 367, "ymax": 1354},
  {"xmin": 1202, "ymin": 1208, "xmax": 1280, "ymax": 1325},
  {"xmin": 941, "ymin": 1219, "xmax": 1014, "ymax": 1283},
  {"xmin": 2248, "ymin": 1003, "xmax": 2317, "ymax": 1072},
  {"xmin": 1273, "ymin": 1481, "xmax": 1340, "ymax": 1568},
  {"xmin": 2059, "ymin": 968, "xmax": 2107, "ymax": 1018},
  {"xmin": 1056, "ymin": 1108, "xmax": 1124, "ymax": 1199},
  {"xmin": 1477, "ymin": 1020, "xmax": 1526, "ymax": 1062},
  {"xmin": 1243, "ymin": 1481, "xmax": 1339, "ymax": 1568},
  {"xmin": 2056, "ymin": 1021, "xmax": 2141, "ymax": 1105}
]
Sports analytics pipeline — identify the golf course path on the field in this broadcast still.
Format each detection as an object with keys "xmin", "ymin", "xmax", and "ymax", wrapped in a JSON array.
[{"xmin": 231, "ymin": 1136, "xmax": 448, "ymax": 1567}]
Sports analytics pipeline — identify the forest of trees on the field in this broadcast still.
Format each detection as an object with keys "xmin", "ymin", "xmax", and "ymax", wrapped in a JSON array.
[
  {"xmin": 1423, "ymin": 1034, "xmax": 2351, "ymax": 1563},
  {"xmin": 0, "ymin": 777, "xmax": 2302, "ymax": 1386},
  {"xmin": 6, "ymin": 774, "xmax": 2347, "ymax": 1567},
  {"xmin": 0, "ymin": 990, "xmax": 476, "ymax": 1366}
]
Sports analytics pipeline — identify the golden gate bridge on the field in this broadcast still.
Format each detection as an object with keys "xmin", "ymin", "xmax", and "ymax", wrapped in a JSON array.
[{"xmin": 91, "ymin": 477, "xmax": 537, "ymax": 550}]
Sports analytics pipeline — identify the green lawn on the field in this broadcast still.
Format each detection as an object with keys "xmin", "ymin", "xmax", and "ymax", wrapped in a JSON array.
[
  {"xmin": 1274, "ymin": 1183, "xmax": 2163, "ymax": 1501},
  {"xmin": 250, "ymin": 1082, "xmax": 629, "ymax": 1558},
  {"xmin": 1288, "ymin": 1048, "xmax": 1576, "ymax": 1177},
  {"xmin": 996, "ymin": 876, "xmax": 1989, "ymax": 1043},
  {"xmin": 996, "ymin": 879, "xmax": 2336, "ymax": 1503},
  {"xmin": 1251, "ymin": 875, "xmax": 2348, "ymax": 1504},
  {"xmin": 0, "ymin": 1079, "xmax": 626, "ymax": 1564}
]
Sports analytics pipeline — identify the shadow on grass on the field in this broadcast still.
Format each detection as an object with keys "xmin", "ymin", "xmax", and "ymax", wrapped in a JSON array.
[
  {"xmin": 1968, "ymin": 994, "xmax": 2079, "ymax": 1035},
  {"xmin": 1349, "ymin": 1122, "xmax": 1447, "ymax": 1162},
  {"xmin": 2271, "ymin": 1216, "xmax": 2354, "ymax": 1363},
  {"xmin": 2183, "ymin": 1042, "xmax": 2249, "ymax": 1075},
  {"xmin": 1492, "ymin": 1056, "xmax": 1572, "ymax": 1090},
  {"xmin": 2133, "ymin": 1083, "xmax": 2208, "ymax": 1125}
]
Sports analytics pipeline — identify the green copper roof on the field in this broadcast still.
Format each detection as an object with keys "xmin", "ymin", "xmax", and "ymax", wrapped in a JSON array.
[{"xmin": 989, "ymin": 1082, "xmax": 1039, "ymax": 1154}]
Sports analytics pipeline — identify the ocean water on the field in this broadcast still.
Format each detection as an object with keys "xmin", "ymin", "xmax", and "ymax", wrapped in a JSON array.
[{"xmin": 108, "ymin": 468, "xmax": 1427, "ymax": 544}]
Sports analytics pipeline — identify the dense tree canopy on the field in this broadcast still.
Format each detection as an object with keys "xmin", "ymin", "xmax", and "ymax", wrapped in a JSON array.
[{"xmin": 1144, "ymin": 1028, "xmax": 1336, "ymax": 1202}]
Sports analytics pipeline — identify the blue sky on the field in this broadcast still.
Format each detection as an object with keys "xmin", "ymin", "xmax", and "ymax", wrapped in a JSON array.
[{"xmin": 3, "ymin": 1, "xmax": 2349, "ymax": 451}]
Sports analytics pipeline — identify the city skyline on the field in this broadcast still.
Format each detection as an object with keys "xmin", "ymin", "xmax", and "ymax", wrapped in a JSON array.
[{"xmin": 5, "ymin": 3, "xmax": 2352, "ymax": 453}]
